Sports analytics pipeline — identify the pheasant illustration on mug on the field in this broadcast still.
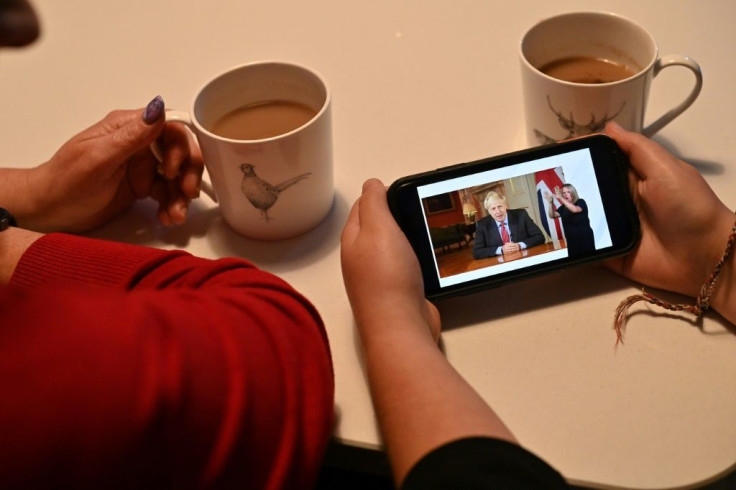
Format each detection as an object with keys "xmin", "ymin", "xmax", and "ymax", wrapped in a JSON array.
[{"xmin": 239, "ymin": 163, "xmax": 311, "ymax": 222}]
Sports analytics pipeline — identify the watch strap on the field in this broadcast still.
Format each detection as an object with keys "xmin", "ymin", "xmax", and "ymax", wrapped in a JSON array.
[{"xmin": 0, "ymin": 208, "xmax": 17, "ymax": 231}]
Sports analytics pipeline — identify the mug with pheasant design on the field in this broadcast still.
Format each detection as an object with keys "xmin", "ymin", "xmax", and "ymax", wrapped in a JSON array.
[
  {"xmin": 520, "ymin": 12, "xmax": 702, "ymax": 146},
  {"xmin": 162, "ymin": 61, "xmax": 333, "ymax": 240}
]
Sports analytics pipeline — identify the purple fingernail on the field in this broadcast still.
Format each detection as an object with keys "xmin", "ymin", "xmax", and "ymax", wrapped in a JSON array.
[{"xmin": 143, "ymin": 95, "xmax": 165, "ymax": 124}]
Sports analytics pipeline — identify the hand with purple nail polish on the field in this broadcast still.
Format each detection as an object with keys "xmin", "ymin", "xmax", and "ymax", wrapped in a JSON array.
[{"xmin": 2, "ymin": 96, "xmax": 204, "ymax": 232}]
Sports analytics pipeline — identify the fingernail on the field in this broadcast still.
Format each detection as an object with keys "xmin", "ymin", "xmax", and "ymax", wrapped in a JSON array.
[
  {"xmin": 175, "ymin": 203, "xmax": 188, "ymax": 224},
  {"xmin": 143, "ymin": 95, "xmax": 165, "ymax": 125},
  {"xmin": 606, "ymin": 121, "xmax": 623, "ymax": 132}
]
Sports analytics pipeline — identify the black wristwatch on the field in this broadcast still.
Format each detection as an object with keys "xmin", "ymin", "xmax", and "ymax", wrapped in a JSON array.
[{"xmin": 0, "ymin": 208, "xmax": 17, "ymax": 231}]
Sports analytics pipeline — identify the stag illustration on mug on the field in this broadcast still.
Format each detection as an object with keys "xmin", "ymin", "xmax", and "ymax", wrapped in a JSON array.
[{"xmin": 534, "ymin": 95, "xmax": 626, "ymax": 145}]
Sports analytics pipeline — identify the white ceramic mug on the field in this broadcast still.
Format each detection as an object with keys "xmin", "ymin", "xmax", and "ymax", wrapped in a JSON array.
[
  {"xmin": 520, "ymin": 12, "xmax": 702, "ymax": 146},
  {"xmin": 163, "ymin": 61, "xmax": 333, "ymax": 240}
]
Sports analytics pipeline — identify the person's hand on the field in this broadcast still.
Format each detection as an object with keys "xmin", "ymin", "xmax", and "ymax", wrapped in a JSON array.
[
  {"xmin": 502, "ymin": 242, "xmax": 520, "ymax": 254},
  {"xmin": 544, "ymin": 191, "xmax": 554, "ymax": 203},
  {"xmin": 24, "ymin": 96, "xmax": 204, "ymax": 233},
  {"xmin": 604, "ymin": 122, "xmax": 734, "ymax": 298},
  {"xmin": 341, "ymin": 179, "xmax": 440, "ymax": 342}
]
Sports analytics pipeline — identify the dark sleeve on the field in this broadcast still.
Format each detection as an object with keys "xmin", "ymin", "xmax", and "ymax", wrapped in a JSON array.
[
  {"xmin": 473, "ymin": 219, "xmax": 498, "ymax": 259},
  {"xmin": 402, "ymin": 437, "xmax": 568, "ymax": 490},
  {"xmin": 520, "ymin": 209, "xmax": 545, "ymax": 247},
  {"xmin": 577, "ymin": 199, "xmax": 589, "ymax": 217},
  {"xmin": 1, "ymin": 233, "xmax": 334, "ymax": 489}
]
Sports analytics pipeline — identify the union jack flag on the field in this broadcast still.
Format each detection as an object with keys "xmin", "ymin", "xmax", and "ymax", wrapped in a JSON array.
[{"xmin": 535, "ymin": 167, "xmax": 566, "ymax": 242}]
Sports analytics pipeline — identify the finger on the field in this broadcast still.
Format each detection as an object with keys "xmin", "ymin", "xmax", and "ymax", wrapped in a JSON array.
[
  {"xmin": 150, "ymin": 179, "xmax": 174, "ymax": 226},
  {"xmin": 178, "ymin": 131, "xmax": 205, "ymax": 200},
  {"xmin": 425, "ymin": 300, "xmax": 442, "ymax": 343},
  {"xmin": 167, "ymin": 196, "xmax": 189, "ymax": 225},
  {"xmin": 158, "ymin": 122, "xmax": 195, "ymax": 180},
  {"xmin": 356, "ymin": 178, "xmax": 396, "ymax": 230},
  {"xmin": 154, "ymin": 183, "xmax": 188, "ymax": 227},
  {"xmin": 604, "ymin": 121, "xmax": 683, "ymax": 179},
  {"xmin": 340, "ymin": 196, "xmax": 362, "ymax": 248},
  {"xmin": 603, "ymin": 256, "xmax": 628, "ymax": 277},
  {"xmin": 127, "ymin": 150, "xmax": 159, "ymax": 199},
  {"xmin": 95, "ymin": 97, "xmax": 166, "ymax": 166},
  {"xmin": 157, "ymin": 204, "xmax": 173, "ymax": 227},
  {"xmin": 163, "ymin": 180, "xmax": 188, "ymax": 225},
  {"xmin": 180, "ymin": 167, "xmax": 203, "ymax": 200},
  {"xmin": 150, "ymin": 178, "xmax": 168, "ymax": 204}
]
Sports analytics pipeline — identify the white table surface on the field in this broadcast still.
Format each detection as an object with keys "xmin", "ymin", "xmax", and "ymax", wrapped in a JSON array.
[{"xmin": 2, "ymin": 1, "xmax": 735, "ymax": 488}]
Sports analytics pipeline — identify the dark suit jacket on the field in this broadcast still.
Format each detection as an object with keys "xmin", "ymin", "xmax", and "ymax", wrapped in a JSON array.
[{"xmin": 473, "ymin": 208, "xmax": 545, "ymax": 259}]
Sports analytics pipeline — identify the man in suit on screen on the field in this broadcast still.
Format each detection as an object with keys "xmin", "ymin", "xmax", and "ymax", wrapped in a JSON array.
[{"xmin": 473, "ymin": 191, "xmax": 545, "ymax": 259}]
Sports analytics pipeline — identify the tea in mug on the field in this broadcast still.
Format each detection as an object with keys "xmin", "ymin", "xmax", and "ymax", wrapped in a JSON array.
[
  {"xmin": 539, "ymin": 56, "xmax": 637, "ymax": 84},
  {"xmin": 211, "ymin": 100, "xmax": 317, "ymax": 140}
]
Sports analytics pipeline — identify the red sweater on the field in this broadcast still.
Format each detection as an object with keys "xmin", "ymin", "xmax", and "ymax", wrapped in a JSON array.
[{"xmin": 0, "ymin": 233, "xmax": 334, "ymax": 489}]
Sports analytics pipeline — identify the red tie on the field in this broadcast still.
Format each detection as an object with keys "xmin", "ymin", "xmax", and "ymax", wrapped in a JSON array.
[{"xmin": 500, "ymin": 223, "xmax": 510, "ymax": 244}]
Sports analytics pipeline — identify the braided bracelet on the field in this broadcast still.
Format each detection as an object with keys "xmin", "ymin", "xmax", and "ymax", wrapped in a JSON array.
[{"xmin": 613, "ymin": 219, "xmax": 736, "ymax": 345}]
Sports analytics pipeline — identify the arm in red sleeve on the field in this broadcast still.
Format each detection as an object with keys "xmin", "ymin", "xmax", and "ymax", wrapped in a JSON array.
[{"xmin": 0, "ymin": 233, "xmax": 334, "ymax": 489}]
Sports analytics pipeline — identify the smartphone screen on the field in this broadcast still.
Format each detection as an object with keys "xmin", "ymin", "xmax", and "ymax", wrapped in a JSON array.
[{"xmin": 388, "ymin": 135, "xmax": 639, "ymax": 299}]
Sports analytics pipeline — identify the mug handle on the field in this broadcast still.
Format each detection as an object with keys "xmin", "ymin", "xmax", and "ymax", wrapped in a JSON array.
[
  {"xmin": 150, "ymin": 110, "xmax": 218, "ymax": 202},
  {"xmin": 642, "ymin": 54, "xmax": 703, "ymax": 137}
]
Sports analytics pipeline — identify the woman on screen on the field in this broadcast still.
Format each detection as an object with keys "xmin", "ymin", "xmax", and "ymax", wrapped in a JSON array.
[{"xmin": 546, "ymin": 183, "xmax": 595, "ymax": 256}]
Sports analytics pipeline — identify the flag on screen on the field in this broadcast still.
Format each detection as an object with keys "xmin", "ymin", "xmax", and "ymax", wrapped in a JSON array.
[{"xmin": 535, "ymin": 167, "xmax": 566, "ymax": 241}]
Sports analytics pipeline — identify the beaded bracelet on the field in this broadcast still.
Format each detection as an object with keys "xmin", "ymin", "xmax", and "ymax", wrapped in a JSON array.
[{"xmin": 613, "ymin": 219, "xmax": 736, "ymax": 345}]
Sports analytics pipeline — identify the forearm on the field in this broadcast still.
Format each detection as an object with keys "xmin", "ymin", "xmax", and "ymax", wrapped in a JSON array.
[
  {"xmin": 358, "ymin": 313, "xmax": 516, "ymax": 486},
  {"xmin": 666, "ymin": 212, "xmax": 735, "ymax": 325},
  {"xmin": 687, "ymin": 211, "xmax": 736, "ymax": 325},
  {"xmin": 711, "ymin": 261, "xmax": 735, "ymax": 325},
  {"xmin": 0, "ymin": 167, "xmax": 45, "ymax": 230},
  {"xmin": 709, "ymin": 222, "xmax": 736, "ymax": 325},
  {"xmin": 525, "ymin": 227, "xmax": 545, "ymax": 247},
  {"xmin": 472, "ymin": 233, "xmax": 500, "ymax": 258},
  {"xmin": 1, "ymin": 284, "xmax": 333, "ymax": 488},
  {"xmin": 2, "ymin": 233, "xmax": 334, "ymax": 488},
  {"xmin": 559, "ymin": 200, "xmax": 582, "ymax": 213},
  {"xmin": 0, "ymin": 226, "xmax": 42, "ymax": 284}
]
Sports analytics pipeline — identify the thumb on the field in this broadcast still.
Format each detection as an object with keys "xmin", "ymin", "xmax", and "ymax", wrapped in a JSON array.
[
  {"xmin": 357, "ymin": 178, "xmax": 392, "ymax": 225},
  {"xmin": 101, "ymin": 95, "xmax": 166, "ymax": 162}
]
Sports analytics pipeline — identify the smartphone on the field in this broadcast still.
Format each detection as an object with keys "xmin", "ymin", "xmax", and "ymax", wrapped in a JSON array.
[{"xmin": 387, "ymin": 134, "xmax": 640, "ymax": 300}]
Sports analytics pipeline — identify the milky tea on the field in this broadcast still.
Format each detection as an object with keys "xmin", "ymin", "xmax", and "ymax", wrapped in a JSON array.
[
  {"xmin": 539, "ymin": 56, "xmax": 637, "ymax": 84},
  {"xmin": 210, "ymin": 100, "xmax": 317, "ymax": 140}
]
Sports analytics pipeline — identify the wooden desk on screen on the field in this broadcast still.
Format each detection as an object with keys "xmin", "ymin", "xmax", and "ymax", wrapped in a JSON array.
[{"xmin": 436, "ymin": 240, "xmax": 566, "ymax": 278}]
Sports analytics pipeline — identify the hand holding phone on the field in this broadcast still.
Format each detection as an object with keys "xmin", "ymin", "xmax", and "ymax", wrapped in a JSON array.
[
  {"xmin": 341, "ymin": 179, "xmax": 441, "ymax": 340},
  {"xmin": 388, "ymin": 134, "xmax": 640, "ymax": 299}
]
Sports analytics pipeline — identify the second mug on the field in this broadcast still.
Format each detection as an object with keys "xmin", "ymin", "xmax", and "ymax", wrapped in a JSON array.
[{"xmin": 520, "ymin": 12, "xmax": 702, "ymax": 146}]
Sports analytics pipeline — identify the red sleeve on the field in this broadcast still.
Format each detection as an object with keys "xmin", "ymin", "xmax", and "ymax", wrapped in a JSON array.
[{"xmin": 0, "ymin": 233, "xmax": 334, "ymax": 489}]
